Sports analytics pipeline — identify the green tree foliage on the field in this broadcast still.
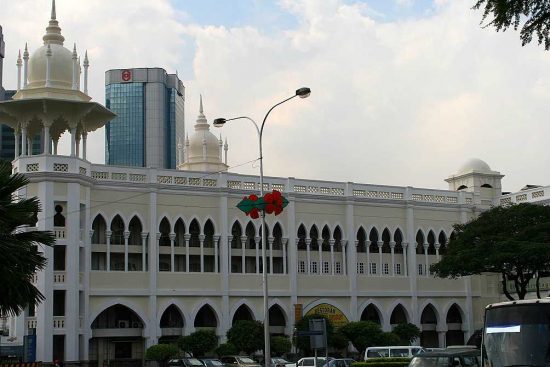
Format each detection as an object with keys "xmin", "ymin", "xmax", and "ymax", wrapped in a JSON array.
[
  {"xmin": 145, "ymin": 344, "xmax": 179, "ymax": 367},
  {"xmin": 339, "ymin": 321, "xmax": 384, "ymax": 353},
  {"xmin": 379, "ymin": 332, "xmax": 402, "ymax": 346},
  {"xmin": 294, "ymin": 315, "xmax": 334, "ymax": 355},
  {"xmin": 330, "ymin": 332, "xmax": 350, "ymax": 351},
  {"xmin": 178, "ymin": 330, "xmax": 218, "ymax": 357},
  {"xmin": 226, "ymin": 320, "xmax": 264, "ymax": 355},
  {"xmin": 0, "ymin": 160, "xmax": 55, "ymax": 316},
  {"xmin": 215, "ymin": 342, "xmax": 237, "ymax": 356},
  {"xmin": 270, "ymin": 336, "xmax": 292, "ymax": 356},
  {"xmin": 430, "ymin": 203, "xmax": 550, "ymax": 300},
  {"xmin": 473, "ymin": 0, "xmax": 550, "ymax": 49},
  {"xmin": 391, "ymin": 323, "xmax": 420, "ymax": 345}
]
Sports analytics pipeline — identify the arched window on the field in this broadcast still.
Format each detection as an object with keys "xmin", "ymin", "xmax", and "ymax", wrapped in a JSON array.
[
  {"xmin": 382, "ymin": 228, "xmax": 391, "ymax": 253},
  {"xmin": 231, "ymin": 222, "xmax": 242, "ymax": 249},
  {"xmin": 189, "ymin": 219, "xmax": 200, "ymax": 247},
  {"xmin": 53, "ymin": 205, "xmax": 65, "ymax": 227},
  {"xmin": 420, "ymin": 304, "xmax": 439, "ymax": 348},
  {"xmin": 438, "ymin": 231, "xmax": 448, "ymax": 255},
  {"xmin": 128, "ymin": 216, "xmax": 142, "ymax": 246},
  {"xmin": 297, "ymin": 224, "xmax": 307, "ymax": 250},
  {"xmin": 481, "ymin": 183, "xmax": 493, "ymax": 188},
  {"xmin": 194, "ymin": 305, "xmax": 217, "ymax": 328},
  {"xmin": 269, "ymin": 305, "xmax": 286, "ymax": 327},
  {"xmin": 369, "ymin": 228, "xmax": 379, "ymax": 253},
  {"xmin": 446, "ymin": 304, "xmax": 465, "ymax": 346},
  {"xmin": 110, "ymin": 215, "xmax": 125, "ymax": 245},
  {"xmin": 394, "ymin": 229, "xmax": 404, "ymax": 254},
  {"xmin": 91, "ymin": 304, "xmax": 144, "ymax": 329},
  {"xmin": 360, "ymin": 304, "xmax": 381, "ymax": 324},
  {"xmin": 310, "ymin": 226, "xmax": 319, "ymax": 251},
  {"xmin": 390, "ymin": 304, "xmax": 408, "ymax": 325},
  {"xmin": 321, "ymin": 225, "xmax": 331, "ymax": 252},
  {"xmin": 416, "ymin": 230, "xmax": 425, "ymax": 255},
  {"xmin": 333, "ymin": 226, "xmax": 342, "ymax": 252},
  {"xmin": 272, "ymin": 223, "xmax": 283, "ymax": 250},
  {"xmin": 245, "ymin": 222, "xmax": 256, "ymax": 249},
  {"xmin": 92, "ymin": 215, "xmax": 107, "ymax": 244},
  {"xmin": 427, "ymin": 231, "xmax": 436, "ymax": 255},
  {"xmin": 232, "ymin": 304, "xmax": 254, "ymax": 325},
  {"xmin": 160, "ymin": 305, "xmax": 184, "ymax": 328},
  {"xmin": 457, "ymin": 185, "xmax": 468, "ymax": 191},
  {"xmin": 357, "ymin": 227, "xmax": 367, "ymax": 253},
  {"xmin": 174, "ymin": 218, "xmax": 186, "ymax": 247},
  {"xmin": 159, "ymin": 217, "xmax": 171, "ymax": 247},
  {"xmin": 204, "ymin": 220, "xmax": 215, "ymax": 248}
]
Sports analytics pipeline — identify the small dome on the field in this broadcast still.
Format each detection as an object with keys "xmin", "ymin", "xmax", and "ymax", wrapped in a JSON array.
[
  {"xmin": 457, "ymin": 158, "xmax": 491, "ymax": 175},
  {"xmin": 27, "ymin": 43, "xmax": 74, "ymax": 89},
  {"xmin": 187, "ymin": 129, "xmax": 222, "ymax": 162}
]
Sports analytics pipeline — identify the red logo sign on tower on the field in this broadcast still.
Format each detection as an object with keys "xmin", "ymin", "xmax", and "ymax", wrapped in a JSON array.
[{"xmin": 121, "ymin": 69, "xmax": 132, "ymax": 82}]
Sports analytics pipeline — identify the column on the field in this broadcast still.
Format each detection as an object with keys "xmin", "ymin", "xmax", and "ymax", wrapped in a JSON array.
[
  {"xmin": 241, "ymin": 236, "xmax": 246, "ymax": 274},
  {"xmin": 342, "ymin": 241, "xmax": 347, "ymax": 275},
  {"xmin": 255, "ymin": 236, "xmax": 260, "ymax": 274},
  {"xmin": 403, "ymin": 243, "xmax": 409, "ymax": 276},
  {"xmin": 70, "ymin": 127, "xmax": 77, "ymax": 157},
  {"xmin": 53, "ymin": 138, "xmax": 58, "ymax": 155},
  {"xmin": 214, "ymin": 235, "xmax": 220, "ymax": 273},
  {"xmin": 82, "ymin": 132, "xmax": 88, "ymax": 160},
  {"xmin": 75, "ymin": 133, "xmax": 81, "ymax": 158},
  {"xmin": 435, "ymin": 243, "xmax": 440, "ymax": 261},
  {"xmin": 306, "ymin": 238, "xmax": 311, "ymax": 274},
  {"xmin": 43, "ymin": 122, "xmax": 51, "ymax": 154},
  {"xmin": 199, "ymin": 234, "xmax": 205, "ymax": 273},
  {"xmin": 228, "ymin": 235, "xmax": 233, "ymax": 273},
  {"xmin": 170, "ymin": 233, "xmax": 176, "ymax": 272},
  {"xmin": 366, "ymin": 240, "xmax": 371, "ymax": 275},
  {"xmin": 268, "ymin": 237, "xmax": 274, "ymax": 275},
  {"xmin": 318, "ymin": 239, "xmax": 322, "ymax": 274},
  {"xmin": 437, "ymin": 328, "xmax": 447, "ymax": 348},
  {"xmin": 390, "ymin": 241, "xmax": 396, "ymax": 276},
  {"xmin": 27, "ymin": 137, "xmax": 32, "ymax": 155},
  {"xmin": 184, "ymin": 234, "xmax": 190, "ymax": 272},
  {"xmin": 282, "ymin": 238, "xmax": 287, "ymax": 274},
  {"xmin": 106, "ymin": 230, "xmax": 112, "ymax": 271},
  {"xmin": 423, "ymin": 244, "xmax": 429, "ymax": 277},
  {"xmin": 14, "ymin": 127, "xmax": 20, "ymax": 158},
  {"xmin": 141, "ymin": 233, "xmax": 148, "ymax": 271},
  {"xmin": 21, "ymin": 126, "xmax": 27, "ymax": 157},
  {"xmin": 124, "ymin": 231, "xmax": 130, "ymax": 272},
  {"xmin": 378, "ymin": 240, "xmax": 383, "ymax": 276},
  {"xmin": 330, "ymin": 239, "xmax": 335, "ymax": 275}
]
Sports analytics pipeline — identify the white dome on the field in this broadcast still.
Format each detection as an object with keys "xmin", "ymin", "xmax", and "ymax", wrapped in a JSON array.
[
  {"xmin": 27, "ymin": 43, "xmax": 74, "ymax": 89},
  {"xmin": 458, "ymin": 158, "xmax": 491, "ymax": 175},
  {"xmin": 187, "ymin": 129, "xmax": 222, "ymax": 162}
]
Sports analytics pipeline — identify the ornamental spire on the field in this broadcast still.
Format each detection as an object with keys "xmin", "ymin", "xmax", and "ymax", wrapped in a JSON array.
[
  {"xmin": 43, "ymin": 0, "xmax": 65, "ymax": 45},
  {"xmin": 51, "ymin": 0, "xmax": 56, "ymax": 19},
  {"xmin": 195, "ymin": 95, "xmax": 209, "ymax": 130}
]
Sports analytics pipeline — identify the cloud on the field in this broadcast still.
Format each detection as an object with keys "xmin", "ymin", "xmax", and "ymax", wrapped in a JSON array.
[{"xmin": 1, "ymin": 0, "xmax": 549, "ymax": 192}]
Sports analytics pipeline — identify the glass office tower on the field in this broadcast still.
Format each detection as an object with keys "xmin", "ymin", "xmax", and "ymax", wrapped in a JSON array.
[{"xmin": 105, "ymin": 68, "xmax": 185, "ymax": 169}]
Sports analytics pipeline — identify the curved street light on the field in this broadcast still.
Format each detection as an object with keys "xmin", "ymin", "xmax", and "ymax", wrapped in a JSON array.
[{"xmin": 214, "ymin": 87, "xmax": 311, "ymax": 366}]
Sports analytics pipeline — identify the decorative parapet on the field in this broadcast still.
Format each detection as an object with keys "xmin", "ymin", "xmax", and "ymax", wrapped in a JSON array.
[{"xmin": 500, "ymin": 185, "xmax": 550, "ymax": 205}]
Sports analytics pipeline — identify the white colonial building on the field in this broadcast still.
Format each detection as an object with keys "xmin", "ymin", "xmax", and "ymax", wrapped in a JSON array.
[{"xmin": 1, "ymin": 1, "xmax": 535, "ymax": 366}]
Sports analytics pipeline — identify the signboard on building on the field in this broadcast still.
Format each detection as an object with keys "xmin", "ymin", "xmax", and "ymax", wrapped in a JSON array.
[
  {"xmin": 23, "ymin": 335, "xmax": 35, "ymax": 362},
  {"xmin": 304, "ymin": 303, "xmax": 349, "ymax": 328},
  {"xmin": 294, "ymin": 304, "xmax": 303, "ymax": 322},
  {"xmin": 121, "ymin": 69, "xmax": 132, "ymax": 82}
]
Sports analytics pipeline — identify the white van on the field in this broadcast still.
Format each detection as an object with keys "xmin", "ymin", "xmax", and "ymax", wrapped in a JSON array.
[{"xmin": 364, "ymin": 346, "xmax": 424, "ymax": 360}]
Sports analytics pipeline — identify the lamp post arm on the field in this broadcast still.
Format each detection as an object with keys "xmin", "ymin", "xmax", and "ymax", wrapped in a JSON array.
[{"xmin": 259, "ymin": 94, "xmax": 297, "ymax": 140}]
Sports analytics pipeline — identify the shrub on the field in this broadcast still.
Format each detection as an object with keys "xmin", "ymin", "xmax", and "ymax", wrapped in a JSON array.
[
  {"xmin": 178, "ymin": 329, "xmax": 218, "ymax": 357},
  {"xmin": 227, "ymin": 320, "xmax": 264, "ymax": 355},
  {"xmin": 145, "ymin": 344, "xmax": 179, "ymax": 367},
  {"xmin": 271, "ymin": 336, "xmax": 292, "ymax": 355},
  {"xmin": 215, "ymin": 342, "xmax": 237, "ymax": 356}
]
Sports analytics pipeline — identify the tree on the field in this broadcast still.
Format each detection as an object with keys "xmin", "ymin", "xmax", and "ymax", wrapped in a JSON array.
[
  {"xmin": 178, "ymin": 329, "xmax": 218, "ymax": 357},
  {"xmin": 294, "ymin": 315, "xmax": 335, "ymax": 355},
  {"xmin": 226, "ymin": 320, "xmax": 264, "ymax": 355},
  {"xmin": 339, "ymin": 321, "xmax": 384, "ymax": 353},
  {"xmin": 431, "ymin": 203, "xmax": 550, "ymax": 300},
  {"xmin": 379, "ymin": 332, "xmax": 401, "ymax": 346},
  {"xmin": 330, "ymin": 332, "xmax": 350, "ymax": 352},
  {"xmin": 391, "ymin": 323, "xmax": 420, "ymax": 345},
  {"xmin": 473, "ymin": 0, "xmax": 550, "ymax": 50},
  {"xmin": 270, "ymin": 336, "xmax": 292, "ymax": 356},
  {"xmin": 0, "ymin": 160, "xmax": 55, "ymax": 316},
  {"xmin": 145, "ymin": 344, "xmax": 179, "ymax": 367},
  {"xmin": 215, "ymin": 342, "xmax": 237, "ymax": 357}
]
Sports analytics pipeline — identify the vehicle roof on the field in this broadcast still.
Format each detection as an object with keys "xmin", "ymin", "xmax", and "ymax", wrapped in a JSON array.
[
  {"xmin": 414, "ymin": 349, "xmax": 480, "ymax": 357},
  {"xmin": 486, "ymin": 297, "xmax": 550, "ymax": 309},
  {"xmin": 367, "ymin": 346, "xmax": 421, "ymax": 348}
]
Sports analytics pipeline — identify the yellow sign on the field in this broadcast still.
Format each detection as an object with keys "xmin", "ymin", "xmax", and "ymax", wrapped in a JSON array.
[{"xmin": 304, "ymin": 303, "xmax": 349, "ymax": 328}]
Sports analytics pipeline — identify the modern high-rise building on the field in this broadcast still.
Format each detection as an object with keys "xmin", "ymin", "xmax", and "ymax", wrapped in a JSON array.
[
  {"xmin": 0, "ymin": 25, "xmax": 5, "ymax": 100},
  {"xmin": 105, "ymin": 68, "xmax": 185, "ymax": 169}
]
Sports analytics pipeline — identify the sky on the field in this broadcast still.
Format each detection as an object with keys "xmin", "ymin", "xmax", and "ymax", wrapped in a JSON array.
[{"xmin": 1, "ymin": 0, "xmax": 550, "ymax": 192}]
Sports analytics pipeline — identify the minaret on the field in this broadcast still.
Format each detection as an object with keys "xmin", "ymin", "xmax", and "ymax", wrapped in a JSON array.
[
  {"xmin": 184, "ymin": 134, "xmax": 189, "ymax": 163},
  {"xmin": 83, "ymin": 51, "xmax": 89, "ymax": 95},
  {"xmin": 71, "ymin": 44, "xmax": 78, "ymax": 90},
  {"xmin": 218, "ymin": 134, "xmax": 223, "ymax": 161},
  {"xmin": 43, "ymin": 0, "xmax": 64, "ymax": 46},
  {"xmin": 22, "ymin": 43, "xmax": 29, "ymax": 88},
  {"xmin": 224, "ymin": 138, "xmax": 228, "ymax": 165},
  {"xmin": 16, "ymin": 50, "xmax": 22, "ymax": 90}
]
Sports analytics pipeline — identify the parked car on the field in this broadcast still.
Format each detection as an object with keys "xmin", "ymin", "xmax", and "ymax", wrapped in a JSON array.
[
  {"xmin": 169, "ymin": 358, "xmax": 207, "ymax": 367},
  {"xmin": 201, "ymin": 359, "xmax": 226, "ymax": 367},
  {"xmin": 322, "ymin": 358, "xmax": 355, "ymax": 367},
  {"xmin": 220, "ymin": 356, "xmax": 262, "ymax": 367},
  {"xmin": 270, "ymin": 357, "xmax": 293, "ymax": 367},
  {"xmin": 408, "ymin": 349, "xmax": 481, "ymax": 367},
  {"xmin": 287, "ymin": 357, "xmax": 334, "ymax": 367},
  {"xmin": 365, "ymin": 346, "xmax": 424, "ymax": 360}
]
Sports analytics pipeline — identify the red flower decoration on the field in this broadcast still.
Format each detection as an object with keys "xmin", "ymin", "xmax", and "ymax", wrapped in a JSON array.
[{"xmin": 248, "ymin": 208, "xmax": 260, "ymax": 219}]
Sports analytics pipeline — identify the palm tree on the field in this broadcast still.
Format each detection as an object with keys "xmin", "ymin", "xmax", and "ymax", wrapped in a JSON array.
[{"xmin": 0, "ymin": 160, "xmax": 55, "ymax": 316}]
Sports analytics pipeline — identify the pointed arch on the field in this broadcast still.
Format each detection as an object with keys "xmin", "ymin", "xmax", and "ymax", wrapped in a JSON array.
[
  {"xmin": 90, "ymin": 299, "xmax": 147, "ymax": 332},
  {"xmin": 394, "ymin": 228, "xmax": 404, "ymax": 254},
  {"xmin": 128, "ymin": 216, "xmax": 143, "ymax": 246},
  {"xmin": 110, "ymin": 214, "xmax": 125, "ymax": 245},
  {"xmin": 420, "ymin": 303, "xmax": 439, "ymax": 348},
  {"xmin": 390, "ymin": 303, "xmax": 409, "ymax": 325},
  {"xmin": 189, "ymin": 218, "xmax": 201, "ymax": 247},
  {"xmin": 438, "ymin": 230, "xmax": 448, "ymax": 255},
  {"xmin": 231, "ymin": 220, "xmax": 243, "ymax": 249},
  {"xmin": 369, "ymin": 227, "xmax": 379, "ymax": 253},
  {"xmin": 381, "ymin": 228, "xmax": 391, "ymax": 253},
  {"xmin": 232, "ymin": 303, "xmax": 255, "ymax": 325},
  {"xmin": 446, "ymin": 303, "xmax": 465, "ymax": 346},
  {"xmin": 193, "ymin": 304, "xmax": 218, "ymax": 328},
  {"xmin": 357, "ymin": 227, "xmax": 367, "ymax": 253},
  {"xmin": 204, "ymin": 219, "xmax": 215, "ymax": 248},
  {"xmin": 272, "ymin": 222, "xmax": 283, "ymax": 250},
  {"xmin": 415, "ymin": 229, "xmax": 425, "ymax": 255},
  {"xmin": 92, "ymin": 214, "xmax": 107, "ymax": 244},
  {"xmin": 427, "ymin": 230, "xmax": 436, "ymax": 255},
  {"xmin": 310, "ymin": 225, "xmax": 319, "ymax": 251},
  {"xmin": 245, "ymin": 221, "xmax": 256, "ymax": 249},
  {"xmin": 159, "ymin": 217, "xmax": 171, "ymax": 246},
  {"xmin": 160, "ymin": 304, "xmax": 185, "ymax": 328},
  {"xmin": 333, "ymin": 226, "xmax": 343, "ymax": 252},
  {"xmin": 174, "ymin": 218, "xmax": 186, "ymax": 247},
  {"xmin": 321, "ymin": 225, "xmax": 331, "ymax": 251},
  {"xmin": 360, "ymin": 303, "xmax": 382, "ymax": 325},
  {"xmin": 297, "ymin": 224, "xmax": 307, "ymax": 250}
]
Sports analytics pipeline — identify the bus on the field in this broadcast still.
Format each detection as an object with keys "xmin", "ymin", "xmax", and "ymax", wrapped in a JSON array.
[{"xmin": 482, "ymin": 298, "xmax": 550, "ymax": 367}]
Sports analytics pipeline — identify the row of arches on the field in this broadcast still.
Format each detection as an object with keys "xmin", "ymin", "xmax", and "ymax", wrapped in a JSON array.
[{"xmin": 90, "ymin": 214, "xmax": 454, "ymax": 250}]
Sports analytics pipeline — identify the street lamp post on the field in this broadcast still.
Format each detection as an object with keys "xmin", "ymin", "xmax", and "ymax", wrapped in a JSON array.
[{"xmin": 214, "ymin": 87, "xmax": 311, "ymax": 365}]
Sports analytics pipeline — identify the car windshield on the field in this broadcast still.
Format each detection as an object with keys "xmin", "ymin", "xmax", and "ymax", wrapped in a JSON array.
[
  {"xmin": 188, "ymin": 359, "xmax": 205, "ymax": 366},
  {"xmin": 238, "ymin": 358, "xmax": 256, "ymax": 364},
  {"xmin": 208, "ymin": 361, "xmax": 224, "ymax": 366},
  {"xmin": 410, "ymin": 356, "xmax": 450, "ymax": 367},
  {"xmin": 273, "ymin": 359, "xmax": 289, "ymax": 364}
]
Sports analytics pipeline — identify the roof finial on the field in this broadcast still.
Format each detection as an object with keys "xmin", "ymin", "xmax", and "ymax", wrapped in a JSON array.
[
  {"xmin": 199, "ymin": 94, "xmax": 204, "ymax": 114},
  {"xmin": 51, "ymin": 0, "xmax": 56, "ymax": 20}
]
